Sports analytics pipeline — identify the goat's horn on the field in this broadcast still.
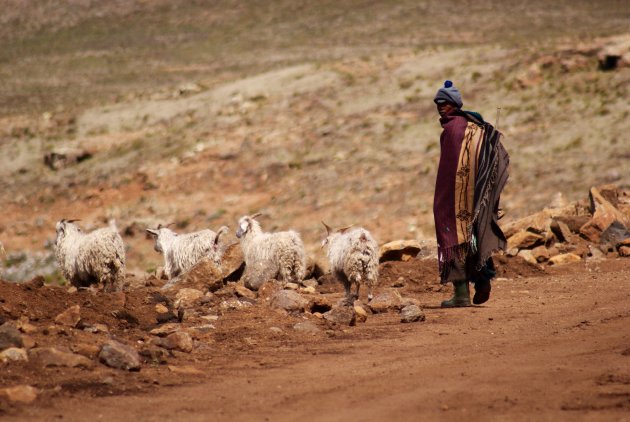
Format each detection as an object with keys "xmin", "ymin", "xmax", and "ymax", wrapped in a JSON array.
[
  {"xmin": 337, "ymin": 224, "xmax": 354, "ymax": 234},
  {"xmin": 321, "ymin": 221, "xmax": 332, "ymax": 235},
  {"xmin": 250, "ymin": 212, "xmax": 262, "ymax": 219}
]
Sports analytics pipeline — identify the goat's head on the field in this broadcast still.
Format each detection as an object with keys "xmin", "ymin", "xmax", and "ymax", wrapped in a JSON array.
[
  {"xmin": 55, "ymin": 219, "xmax": 81, "ymax": 244},
  {"xmin": 145, "ymin": 223, "xmax": 176, "ymax": 253},
  {"xmin": 236, "ymin": 213, "xmax": 261, "ymax": 239}
]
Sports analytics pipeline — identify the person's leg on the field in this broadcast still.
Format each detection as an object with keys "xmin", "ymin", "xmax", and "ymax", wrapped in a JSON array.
[
  {"xmin": 441, "ymin": 260, "xmax": 471, "ymax": 308},
  {"xmin": 471, "ymin": 258, "xmax": 495, "ymax": 305}
]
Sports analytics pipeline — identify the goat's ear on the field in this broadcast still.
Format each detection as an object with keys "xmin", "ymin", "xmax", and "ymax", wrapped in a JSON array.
[
  {"xmin": 321, "ymin": 221, "xmax": 332, "ymax": 235},
  {"xmin": 337, "ymin": 225, "xmax": 354, "ymax": 234},
  {"xmin": 146, "ymin": 229, "xmax": 158, "ymax": 236},
  {"xmin": 250, "ymin": 212, "xmax": 262, "ymax": 220}
]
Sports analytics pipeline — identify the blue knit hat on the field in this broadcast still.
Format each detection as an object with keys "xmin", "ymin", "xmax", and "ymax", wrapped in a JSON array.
[{"xmin": 433, "ymin": 80, "xmax": 463, "ymax": 108}]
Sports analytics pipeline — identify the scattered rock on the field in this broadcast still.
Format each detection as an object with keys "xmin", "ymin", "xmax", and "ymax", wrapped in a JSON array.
[
  {"xmin": 550, "ymin": 219, "xmax": 574, "ymax": 243},
  {"xmin": 379, "ymin": 240, "xmax": 422, "ymax": 263},
  {"xmin": 30, "ymin": 347, "xmax": 94, "ymax": 369},
  {"xmin": 293, "ymin": 321, "xmax": 321, "ymax": 334},
  {"xmin": 302, "ymin": 278, "xmax": 319, "ymax": 288},
  {"xmin": 99, "ymin": 340, "xmax": 141, "ymax": 371},
  {"xmin": 368, "ymin": 290, "xmax": 403, "ymax": 313},
  {"xmin": 391, "ymin": 277, "xmax": 406, "ymax": 288},
  {"xmin": 16, "ymin": 317, "xmax": 37, "ymax": 334},
  {"xmin": 323, "ymin": 306, "xmax": 356, "ymax": 326},
  {"xmin": 155, "ymin": 303, "xmax": 169, "ymax": 314},
  {"xmin": 54, "ymin": 305, "xmax": 81, "ymax": 328},
  {"xmin": 0, "ymin": 323, "xmax": 24, "ymax": 350},
  {"xmin": 139, "ymin": 345, "xmax": 169, "ymax": 364},
  {"xmin": 269, "ymin": 290, "xmax": 310, "ymax": 313},
  {"xmin": 502, "ymin": 210, "xmax": 553, "ymax": 238},
  {"xmin": 517, "ymin": 249, "xmax": 538, "ymax": 265},
  {"xmin": 285, "ymin": 282, "xmax": 299, "ymax": 290},
  {"xmin": 174, "ymin": 288, "xmax": 204, "ymax": 308},
  {"xmin": 168, "ymin": 365, "xmax": 204, "ymax": 375},
  {"xmin": 220, "ymin": 298, "xmax": 253, "ymax": 311},
  {"xmin": 243, "ymin": 261, "xmax": 278, "ymax": 291},
  {"xmin": 548, "ymin": 253, "xmax": 582, "ymax": 266},
  {"xmin": 257, "ymin": 280, "xmax": 282, "ymax": 300},
  {"xmin": 221, "ymin": 243, "xmax": 245, "ymax": 281},
  {"xmin": 0, "ymin": 347, "xmax": 28, "ymax": 363},
  {"xmin": 44, "ymin": 147, "xmax": 92, "ymax": 170},
  {"xmin": 507, "ymin": 231, "xmax": 544, "ymax": 250},
  {"xmin": 171, "ymin": 257, "xmax": 224, "ymax": 292},
  {"xmin": 269, "ymin": 327, "xmax": 284, "ymax": 334},
  {"xmin": 235, "ymin": 285, "xmax": 256, "ymax": 300},
  {"xmin": 618, "ymin": 246, "xmax": 630, "ymax": 257},
  {"xmin": 71, "ymin": 343, "xmax": 100, "ymax": 359},
  {"xmin": 600, "ymin": 220, "xmax": 630, "ymax": 252},
  {"xmin": 400, "ymin": 305, "xmax": 426, "ymax": 323},
  {"xmin": 580, "ymin": 187, "xmax": 630, "ymax": 243},
  {"xmin": 531, "ymin": 245, "xmax": 550, "ymax": 263},
  {"xmin": 0, "ymin": 385, "xmax": 39, "ymax": 403},
  {"xmin": 300, "ymin": 286, "xmax": 316, "ymax": 294},
  {"xmin": 154, "ymin": 331, "xmax": 193, "ymax": 353},
  {"xmin": 354, "ymin": 305, "xmax": 369, "ymax": 323}
]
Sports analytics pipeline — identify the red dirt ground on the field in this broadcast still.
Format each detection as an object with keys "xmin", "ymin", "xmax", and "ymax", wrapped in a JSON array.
[{"xmin": 2, "ymin": 255, "xmax": 630, "ymax": 421}]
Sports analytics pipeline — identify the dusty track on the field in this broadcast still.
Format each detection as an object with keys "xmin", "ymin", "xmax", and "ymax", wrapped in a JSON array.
[{"xmin": 6, "ymin": 258, "xmax": 630, "ymax": 421}]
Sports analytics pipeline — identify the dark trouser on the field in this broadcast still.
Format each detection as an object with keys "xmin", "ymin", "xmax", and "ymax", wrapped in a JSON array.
[{"xmin": 441, "ymin": 256, "xmax": 496, "ymax": 285}]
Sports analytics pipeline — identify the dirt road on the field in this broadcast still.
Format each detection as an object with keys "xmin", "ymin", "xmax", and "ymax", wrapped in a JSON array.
[{"xmin": 5, "ymin": 258, "xmax": 630, "ymax": 421}]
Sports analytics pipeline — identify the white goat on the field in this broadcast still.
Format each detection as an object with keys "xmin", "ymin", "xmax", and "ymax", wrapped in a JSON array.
[
  {"xmin": 236, "ymin": 213, "xmax": 306, "ymax": 285},
  {"xmin": 145, "ymin": 224, "xmax": 228, "ymax": 279},
  {"xmin": 321, "ymin": 222, "xmax": 379, "ymax": 303},
  {"xmin": 54, "ymin": 219, "xmax": 126, "ymax": 292}
]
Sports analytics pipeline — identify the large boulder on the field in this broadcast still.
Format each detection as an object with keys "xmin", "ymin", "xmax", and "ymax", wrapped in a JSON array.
[
  {"xmin": 379, "ymin": 240, "xmax": 422, "ymax": 263},
  {"xmin": 166, "ymin": 257, "xmax": 224, "ymax": 292},
  {"xmin": 220, "ymin": 242, "xmax": 245, "ymax": 281}
]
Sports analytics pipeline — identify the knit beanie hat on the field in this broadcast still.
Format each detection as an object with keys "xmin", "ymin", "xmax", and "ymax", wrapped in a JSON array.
[{"xmin": 433, "ymin": 80, "xmax": 463, "ymax": 108}]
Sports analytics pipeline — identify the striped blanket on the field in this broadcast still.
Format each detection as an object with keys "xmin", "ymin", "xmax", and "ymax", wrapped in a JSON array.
[{"xmin": 436, "ymin": 111, "xmax": 510, "ymax": 275}]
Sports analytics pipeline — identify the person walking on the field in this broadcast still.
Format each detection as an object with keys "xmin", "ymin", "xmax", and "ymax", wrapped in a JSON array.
[{"xmin": 432, "ymin": 80, "xmax": 510, "ymax": 307}]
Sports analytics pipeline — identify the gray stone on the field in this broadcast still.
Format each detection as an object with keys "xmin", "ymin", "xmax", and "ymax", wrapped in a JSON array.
[
  {"xmin": 323, "ymin": 306, "xmax": 356, "ymax": 326},
  {"xmin": 269, "ymin": 290, "xmax": 309, "ymax": 312},
  {"xmin": 0, "ymin": 323, "xmax": 23, "ymax": 350},
  {"xmin": 30, "ymin": 347, "xmax": 94, "ymax": 369},
  {"xmin": 99, "ymin": 340, "xmax": 141, "ymax": 371},
  {"xmin": 400, "ymin": 305, "xmax": 426, "ymax": 323},
  {"xmin": 243, "ymin": 261, "xmax": 277, "ymax": 291}
]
